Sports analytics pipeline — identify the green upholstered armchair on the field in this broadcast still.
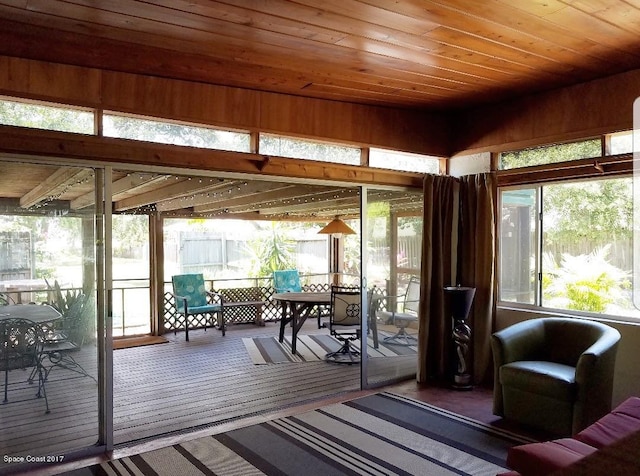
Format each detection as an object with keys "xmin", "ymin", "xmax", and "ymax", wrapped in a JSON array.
[{"xmin": 491, "ymin": 317, "xmax": 620, "ymax": 436}]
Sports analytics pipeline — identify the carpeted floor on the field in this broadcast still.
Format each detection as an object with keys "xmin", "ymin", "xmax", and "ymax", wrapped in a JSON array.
[
  {"xmin": 243, "ymin": 333, "xmax": 417, "ymax": 364},
  {"xmin": 65, "ymin": 392, "xmax": 531, "ymax": 476}
]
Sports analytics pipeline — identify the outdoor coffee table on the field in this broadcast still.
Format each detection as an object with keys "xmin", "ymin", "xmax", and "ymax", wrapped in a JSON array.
[{"xmin": 273, "ymin": 292, "xmax": 330, "ymax": 355}]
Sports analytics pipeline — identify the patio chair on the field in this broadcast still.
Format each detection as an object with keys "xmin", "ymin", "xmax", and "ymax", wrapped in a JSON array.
[
  {"xmin": 325, "ymin": 285, "xmax": 361, "ymax": 364},
  {"xmin": 171, "ymin": 274, "xmax": 223, "ymax": 341},
  {"xmin": 373, "ymin": 276, "xmax": 420, "ymax": 346},
  {"xmin": 1, "ymin": 318, "xmax": 49, "ymax": 413},
  {"xmin": 0, "ymin": 292, "xmax": 15, "ymax": 305},
  {"xmin": 36, "ymin": 294, "xmax": 96, "ymax": 384},
  {"xmin": 273, "ymin": 270, "xmax": 327, "ymax": 328},
  {"xmin": 273, "ymin": 270, "xmax": 302, "ymax": 293}
]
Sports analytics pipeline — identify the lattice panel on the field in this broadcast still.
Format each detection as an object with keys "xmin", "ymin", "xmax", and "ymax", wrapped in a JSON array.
[
  {"xmin": 163, "ymin": 285, "xmax": 388, "ymax": 332},
  {"xmin": 218, "ymin": 286, "xmax": 269, "ymax": 325}
]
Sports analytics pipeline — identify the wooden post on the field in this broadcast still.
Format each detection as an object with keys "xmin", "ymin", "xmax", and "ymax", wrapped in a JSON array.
[{"xmin": 149, "ymin": 212, "xmax": 164, "ymax": 336}]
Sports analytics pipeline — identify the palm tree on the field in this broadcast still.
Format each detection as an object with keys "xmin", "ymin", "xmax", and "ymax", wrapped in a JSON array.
[{"xmin": 246, "ymin": 222, "xmax": 297, "ymax": 277}]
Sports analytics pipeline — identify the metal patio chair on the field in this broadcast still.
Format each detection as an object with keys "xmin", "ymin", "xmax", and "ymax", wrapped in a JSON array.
[{"xmin": 171, "ymin": 273, "xmax": 223, "ymax": 341}]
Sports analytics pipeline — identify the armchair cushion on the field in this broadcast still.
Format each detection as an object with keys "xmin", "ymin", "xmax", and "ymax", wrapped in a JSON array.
[{"xmin": 500, "ymin": 361, "xmax": 576, "ymax": 400}]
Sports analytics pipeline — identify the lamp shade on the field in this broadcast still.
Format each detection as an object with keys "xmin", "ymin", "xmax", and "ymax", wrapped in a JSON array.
[
  {"xmin": 318, "ymin": 218, "xmax": 356, "ymax": 235},
  {"xmin": 443, "ymin": 286, "xmax": 476, "ymax": 320}
]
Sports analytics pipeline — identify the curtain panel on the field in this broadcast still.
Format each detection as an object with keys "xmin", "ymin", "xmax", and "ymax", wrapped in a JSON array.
[
  {"xmin": 417, "ymin": 173, "xmax": 496, "ymax": 385},
  {"xmin": 458, "ymin": 173, "xmax": 496, "ymax": 385},
  {"xmin": 417, "ymin": 175, "xmax": 459, "ymax": 383}
]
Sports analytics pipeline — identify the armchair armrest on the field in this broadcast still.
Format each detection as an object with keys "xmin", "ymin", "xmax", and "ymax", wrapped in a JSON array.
[
  {"xmin": 492, "ymin": 319, "xmax": 546, "ymax": 365},
  {"xmin": 205, "ymin": 290, "xmax": 223, "ymax": 305},
  {"xmin": 491, "ymin": 319, "xmax": 546, "ymax": 416},
  {"xmin": 574, "ymin": 327, "xmax": 621, "ymax": 431},
  {"xmin": 371, "ymin": 294, "xmax": 406, "ymax": 310},
  {"xmin": 170, "ymin": 293, "xmax": 189, "ymax": 313}
]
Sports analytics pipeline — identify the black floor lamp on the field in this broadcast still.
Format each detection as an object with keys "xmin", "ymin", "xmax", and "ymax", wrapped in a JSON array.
[{"xmin": 443, "ymin": 285, "xmax": 476, "ymax": 390}]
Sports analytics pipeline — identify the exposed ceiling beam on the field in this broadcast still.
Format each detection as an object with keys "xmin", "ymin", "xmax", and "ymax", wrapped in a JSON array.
[
  {"xmin": 193, "ymin": 185, "xmax": 347, "ymax": 213},
  {"xmin": 114, "ymin": 176, "xmax": 226, "ymax": 211},
  {"xmin": 257, "ymin": 193, "xmax": 360, "ymax": 215},
  {"xmin": 20, "ymin": 167, "xmax": 93, "ymax": 209},
  {"xmin": 70, "ymin": 172, "xmax": 170, "ymax": 209},
  {"xmin": 154, "ymin": 179, "xmax": 289, "ymax": 212}
]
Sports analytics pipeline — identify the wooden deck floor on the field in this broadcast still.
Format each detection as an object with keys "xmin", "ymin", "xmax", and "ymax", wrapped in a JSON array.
[{"xmin": 1, "ymin": 319, "xmax": 416, "ymax": 472}]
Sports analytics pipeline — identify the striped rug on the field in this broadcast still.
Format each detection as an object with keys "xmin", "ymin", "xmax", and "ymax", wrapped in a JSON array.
[
  {"xmin": 243, "ymin": 333, "xmax": 417, "ymax": 364},
  {"xmin": 73, "ymin": 392, "xmax": 529, "ymax": 476}
]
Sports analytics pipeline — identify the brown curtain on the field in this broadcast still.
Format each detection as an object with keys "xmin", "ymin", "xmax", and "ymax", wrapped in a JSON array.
[
  {"xmin": 458, "ymin": 173, "xmax": 496, "ymax": 385},
  {"xmin": 417, "ymin": 175, "xmax": 459, "ymax": 383}
]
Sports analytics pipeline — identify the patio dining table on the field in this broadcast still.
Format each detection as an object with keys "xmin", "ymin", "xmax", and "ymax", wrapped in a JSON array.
[
  {"xmin": 273, "ymin": 292, "xmax": 330, "ymax": 355},
  {"xmin": 0, "ymin": 303, "xmax": 62, "ymax": 324}
]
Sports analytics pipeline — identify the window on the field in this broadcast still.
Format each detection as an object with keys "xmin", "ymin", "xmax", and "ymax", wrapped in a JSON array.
[
  {"xmin": 499, "ymin": 139, "xmax": 601, "ymax": 170},
  {"xmin": 369, "ymin": 148, "xmax": 440, "ymax": 174},
  {"xmin": 259, "ymin": 134, "xmax": 361, "ymax": 165},
  {"xmin": 103, "ymin": 113, "xmax": 251, "ymax": 152},
  {"xmin": 607, "ymin": 131, "xmax": 633, "ymax": 155},
  {"xmin": 499, "ymin": 177, "xmax": 637, "ymax": 319},
  {"xmin": 0, "ymin": 97, "xmax": 94, "ymax": 134}
]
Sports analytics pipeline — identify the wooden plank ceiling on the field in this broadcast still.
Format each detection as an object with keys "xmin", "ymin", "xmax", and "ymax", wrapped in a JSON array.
[
  {"xmin": 0, "ymin": 0, "xmax": 639, "ymax": 110},
  {"xmin": 0, "ymin": 163, "xmax": 422, "ymax": 220},
  {"xmin": 2, "ymin": 1, "xmax": 639, "ymax": 219}
]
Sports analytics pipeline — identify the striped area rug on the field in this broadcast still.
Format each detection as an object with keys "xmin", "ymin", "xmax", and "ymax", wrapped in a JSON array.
[
  {"xmin": 243, "ymin": 333, "xmax": 417, "ymax": 364},
  {"xmin": 73, "ymin": 392, "xmax": 529, "ymax": 476}
]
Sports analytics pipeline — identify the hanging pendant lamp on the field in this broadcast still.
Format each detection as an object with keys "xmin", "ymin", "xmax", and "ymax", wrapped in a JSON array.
[{"xmin": 318, "ymin": 218, "xmax": 356, "ymax": 236}]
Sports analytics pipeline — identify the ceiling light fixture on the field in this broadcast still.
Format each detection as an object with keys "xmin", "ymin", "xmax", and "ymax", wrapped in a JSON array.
[{"xmin": 317, "ymin": 217, "xmax": 356, "ymax": 236}]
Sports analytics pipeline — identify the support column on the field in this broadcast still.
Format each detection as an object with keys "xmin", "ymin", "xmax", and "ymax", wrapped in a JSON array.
[{"xmin": 149, "ymin": 212, "xmax": 164, "ymax": 336}]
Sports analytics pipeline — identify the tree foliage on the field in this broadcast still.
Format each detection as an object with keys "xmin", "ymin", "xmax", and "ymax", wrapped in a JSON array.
[
  {"xmin": 543, "ymin": 246, "xmax": 630, "ymax": 312},
  {"xmin": 103, "ymin": 115, "xmax": 250, "ymax": 152},
  {"xmin": 245, "ymin": 222, "xmax": 297, "ymax": 278},
  {"xmin": 0, "ymin": 99, "xmax": 93, "ymax": 133},
  {"xmin": 500, "ymin": 139, "xmax": 601, "ymax": 169},
  {"xmin": 543, "ymin": 179, "xmax": 632, "ymax": 246}
]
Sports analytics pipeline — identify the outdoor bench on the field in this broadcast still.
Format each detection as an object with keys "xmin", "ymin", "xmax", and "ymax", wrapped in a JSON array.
[{"xmin": 218, "ymin": 287, "xmax": 267, "ymax": 330}]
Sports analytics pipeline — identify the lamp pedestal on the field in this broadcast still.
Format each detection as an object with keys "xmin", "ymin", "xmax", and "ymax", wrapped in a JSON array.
[{"xmin": 443, "ymin": 286, "xmax": 476, "ymax": 390}]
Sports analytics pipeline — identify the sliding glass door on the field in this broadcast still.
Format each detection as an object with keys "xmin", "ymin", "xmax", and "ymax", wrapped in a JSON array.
[
  {"xmin": 0, "ymin": 159, "xmax": 108, "ymax": 471},
  {"xmin": 362, "ymin": 187, "xmax": 423, "ymax": 388}
]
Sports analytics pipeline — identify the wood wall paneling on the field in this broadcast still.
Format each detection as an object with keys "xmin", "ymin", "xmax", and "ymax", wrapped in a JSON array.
[
  {"xmin": 100, "ymin": 72, "xmax": 261, "ymax": 131},
  {"xmin": 454, "ymin": 68, "xmax": 640, "ymax": 155},
  {"xmin": 0, "ymin": 56, "xmax": 102, "ymax": 106},
  {"xmin": 0, "ymin": 55, "xmax": 449, "ymax": 157},
  {"xmin": 2, "ymin": 55, "xmax": 639, "ymax": 163}
]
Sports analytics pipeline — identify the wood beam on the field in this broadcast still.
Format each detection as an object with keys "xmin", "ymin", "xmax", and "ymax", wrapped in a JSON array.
[
  {"xmin": 20, "ymin": 166, "xmax": 92, "ymax": 208},
  {"xmin": 193, "ymin": 185, "xmax": 342, "ymax": 213},
  {"xmin": 257, "ymin": 192, "xmax": 360, "ymax": 215},
  {"xmin": 114, "ymin": 176, "xmax": 226, "ymax": 211},
  {"xmin": 0, "ymin": 125, "xmax": 424, "ymax": 189},
  {"xmin": 71, "ymin": 172, "xmax": 169, "ymax": 209},
  {"xmin": 155, "ymin": 180, "xmax": 290, "ymax": 212}
]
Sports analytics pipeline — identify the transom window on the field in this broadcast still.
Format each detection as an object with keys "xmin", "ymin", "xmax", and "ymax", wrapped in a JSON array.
[
  {"xmin": 369, "ymin": 148, "xmax": 441, "ymax": 174},
  {"xmin": 258, "ymin": 134, "xmax": 361, "ymax": 165},
  {"xmin": 0, "ymin": 97, "xmax": 94, "ymax": 134},
  {"xmin": 499, "ymin": 139, "xmax": 601, "ymax": 170},
  {"xmin": 103, "ymin": 113, "xmax": 251, "ymax": 152}
]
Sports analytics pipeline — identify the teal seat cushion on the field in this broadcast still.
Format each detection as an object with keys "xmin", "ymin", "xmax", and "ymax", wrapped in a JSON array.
[
  {"xmin": 273, "ymin": 270, "xmax": 302, "ymax": 293},
  {"xmin": 501, "ymin": 361, "xmax": 576, "ymax": 401},
  {"xmin": 172, "ymin": 273, "xmax": 211, "ymax": 310}
]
